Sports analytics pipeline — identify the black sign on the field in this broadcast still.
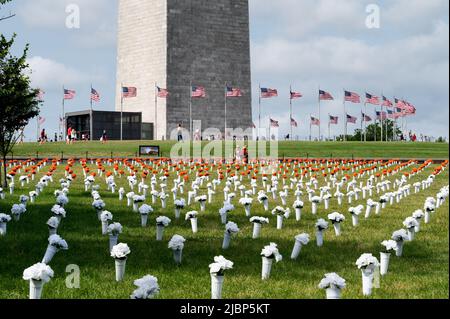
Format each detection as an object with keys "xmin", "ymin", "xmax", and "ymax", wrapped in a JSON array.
[{"xmin": 139, "ymin": 145, "xmax": 160, "ymax": 157}]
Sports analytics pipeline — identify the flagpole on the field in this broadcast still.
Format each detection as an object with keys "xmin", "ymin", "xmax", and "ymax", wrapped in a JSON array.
[
  {"xmin": 318, "ymin": 86, "xmax": 321, "ymax": 141},
  {"xmin": 289, "ymin": 85, "xmax": 293, "ymax": 140},
  {"xmin": 328, "ymin": 113, "xmax": 331, "ymax": 141},
  {"xmin": 189, "ymin": 80, "xmax": 192, "ymax": 141},
  {"xmin": 120, "ymin": 83, "xmax": 123, "ymax": 141},
  {"xmin": 155, "ymin": 82, "xmax": 158, "ymax": 141},
  {"xmin": 309, "ymin": 114, "xmax": 312, "ymax": 142},
  {"xmin": 62, "ymin": 85, "xmax": 66, "ymax": 142},
  {"xmin": 374, "ymin": 107, "xmax": 377, "ymax": 142},
  {"xmin": 380, "ymin": 95, "xmax": 383, "ymax": 144},
  {"xmin": 258, "ymin": 84, "xmax": 261, "ymax": 140},
  {"xmin": 343, "ymin": 89, "xmax": 347, "ymax": 141},
  {"xmin": 224, "ymin": 82, "xmax": 228, "ymax": 141},
  {"xmin": 364, "ymin": 102, "xmax": 367, "ymax": 142},
  {"xmin": 90, "ymin": 84, "xmax": 93, "ymax": 141}
]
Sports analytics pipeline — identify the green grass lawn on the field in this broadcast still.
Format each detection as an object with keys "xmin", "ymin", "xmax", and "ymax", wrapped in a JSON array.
[
  {"xmin": 9, "ymin": 141, "xmax": 450, "ymax": 159},
  {"xmin": 0, "ymin": 159, "xmax": 448, "ymax": 299}
]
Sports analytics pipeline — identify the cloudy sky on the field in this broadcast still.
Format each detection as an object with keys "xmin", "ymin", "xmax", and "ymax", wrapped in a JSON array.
[{"xmin": 1, "ymin": 0, "xmax": 448, "ymax": 141}]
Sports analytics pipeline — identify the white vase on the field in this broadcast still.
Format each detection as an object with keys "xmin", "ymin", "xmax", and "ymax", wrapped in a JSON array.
[
  {"xmin": 190, "ymin": 218, "xmax": 198, "ymax": 233},
  {"xmin": 173, "ymin": 249, "xmax": 183, "ymax": 265},
  {"xmin": 424, "ymin": 211, "xmax": 430, "ymax": 224},
  {"xmin": 337, "ymin": 197, "xmax": 342, "ymax": 206},
  {"xmin": 290, "ymin": 242, "xmax": 302, "ymax": 260},
  {"xmin": 252, "ymin": 223, "xmax": 262, "ymax": 239},
  {"xmin": 42, "ymin": 245, "xmax": 58, "ymax": 264},
  {"xmin": 140, "ymin": 214, "xmax": 148, "ymax": 227},
  {"xmin": 380, "ymin": 252, "xmax": 390, "ymax": 276},
  {"xmin": 316, "ymin": 231, "xmax": 324, "ymax": 247},
  {"xmin": 115, "ymin": 258, "xmax": 127, "ymax": 282},
  {"xmin": 407, "ymin": 228, "xmax": 415, "ymax": 241},
  {"xmin": 109, "ymin": 235, "xmax": 118, "ymax": 252},
  {"xmin": 175, "ymin": 208, "xmax": 181, "ymax": 219},
  {"xmin": 29, "ymin": 279, "xmax": 44, "ymax": 299},
  {"xmin": 361, "ymin": 270, "xmax": 374, "ymax": 296},
  {"xmin": 365, "ymin": 206, "xmax": 372, "ymax": 219},
  {"xmin": 333, "ymin": 223, "xmax": 341, "ymax": 236},
  {"xmin": 396, "ymin": 241, "xmax": 404, "ymax": 257},
  {"xmin": 312, "ymin": 203, "xmax": 317, "ymax": 215},
  {"xmin": 324, "ymin": 200, "xmax": 329, "ymax": 210},
  {"xmin": 0, "ymin": 222, "xmax": 7, "ymax": 236},
  {"xmin": 13, "ymin": 214, "xmax": 20, "ymax": 221},
  {"xmin": 281, "ymin": 197, "xmax": 287, "ymax": 206},
  {"xmin": 325, "ymin": 286, "xmax": 341, "ymax": 299},
  {"xmin": 211, "ymin": 274, "xmax": 225, "ymax": 299},
  {"xmin": 415, "ymin": 221, "xmax": 421, "ymax": 233},
  {"xmin": 220, "ymin": 213, "xmax": 227, "ymax": 225},
  {"xmin": 295, "ymin": 208, "xmax": 302, "ymax": 221},
  {"xmin": 49, "ymin": 227, "xmax": 57, "ymax": 236},
  {"xmin": 222, "ymin": 232, "xmax": 232, "ymax": 250},
  {"xmin": 244, "ymin": 206, "xmax": 251, "ymax": 217},
  {"xmin": 263, "ymin": 200, "xmax": 269, "ymax": 211},
  {"xmin": 156, "ymin": 225, "xmax": 164, "ymax": 241},
  {"xmin": 352, "ymin": 215, "xmax": 359, "ymax": 227},
  {"xmin": 133, "ymin": 203, "xmax": 138, "ymax": 212},
  {"xmin": 261, "ymin": 257, "xmax": 273, "ymax": 280},
  {"xmin": 375, "ymin": 204, "xmax": 381, "ymax": 215},
  {"xmin": 276, "ymin": 215, "xmax": 284, "ymax": 230},
  {"xmin": 127, "ymin": 198, "xmax": 132, "ymax": 206}
]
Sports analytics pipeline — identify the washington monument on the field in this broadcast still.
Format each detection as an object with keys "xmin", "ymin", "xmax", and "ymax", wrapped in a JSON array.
[{"xmin": 116, "ymin": 0, "xmax": 253, "ymax": 140}]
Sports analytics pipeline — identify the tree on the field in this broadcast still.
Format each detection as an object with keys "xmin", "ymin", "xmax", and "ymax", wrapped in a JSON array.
[
  {"xmin": 0, "ymin": 0, "xmax": 15, "ymax": 22},
  {"xmin": 0, "ymin": 33, "xmax": 40, "ymax": 187},
  {"xmin": 338, "ymin": 120, "xmax": 402, "ymax": 142}
]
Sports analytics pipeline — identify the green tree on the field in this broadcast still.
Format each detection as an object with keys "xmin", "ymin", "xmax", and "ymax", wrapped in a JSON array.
[
  {"xmin": 0, "ymin": 34, "xmax": 40, "ymax": 187},
  {"xmin": 338, "ymin": 120, "xmax": 402, "ymax": 142}
]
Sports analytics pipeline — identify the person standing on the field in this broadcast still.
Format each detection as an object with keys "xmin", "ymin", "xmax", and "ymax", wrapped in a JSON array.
[
  {"xmin": 40, "ymin": 129, "xmax": 46, "ymax": 145},
  {"xmin": 71, "ymin": 127, "xmax": 77, "ymax": 144},
  {"xmin": 102, "ymin": 130, "xmax": 107, "ymax": 144},
  {"xmin": 67, "ymin": 126, "xmax": 72, "ymax": 144},
  {"xmin": 177, "ymin": 124, "xmax": 183, "ymax": 142}
]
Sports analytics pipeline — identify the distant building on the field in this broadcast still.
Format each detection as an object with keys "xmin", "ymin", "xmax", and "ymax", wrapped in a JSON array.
[
  {"xmin": 116, "ymin": 0, "xmax": 253, "ymax": 140},
  {"xmin": 66, "ymin": 110, "xmax": 153, "ymax": 141}
]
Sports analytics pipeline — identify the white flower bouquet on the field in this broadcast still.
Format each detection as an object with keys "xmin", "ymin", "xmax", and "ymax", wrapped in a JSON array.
[
  {"xmin": 56, "ymin": 194, "xmax": 69, "ymax": 207},
  {"xmin": 100, "ymin": 211, "xmax": 113, "ymax": 235},
  {"xmin": 318, "ymin": 273, "xmax": 346, "ymax": 299},
  {"xmin": 403, "ymin": 217, "xmax": 419, "ymax": 241},
  {"xmin": 424, "ymin": 200, "xmax": 435, "ymax": 224},
  {"xmin": 23, "ymin": 263, "xmax": 54, "ymax": 299},
  {"xmin": 365, "ymin": 199, "xmax": 377, "ymax": 219},
  {"xmin": 392, "ymin": 229, "xmax": 408, "ymax": 257},
  {"xmin": 315, "ymin": 218, "xmax": 328, "ymax": 247},
  {"xmin": 168, "ymin": 235, "xmax": 186, "ymax": 264},
  {"xmin": 174, "ymin": 198, "xmax": 186, "ymax": 219},
  {"xmin": 107, "ymin": 222, "xmax": 123, "ymax": 251},
  {"xmin": 261, "ymin": 243, "xmax": 282, "ymax": 280},
  {"xmin": 118, "ymin": 187, "xmax": 125, "ymax": 201},
  {"xmin": 42, "ymin": 234, "xmax": 68, "ymax": 264},
  {"xmin": 292, "ymin": 200, "xmax": 304, "ymax": 221},
  {"xmin": 156, "ymin": 216, "xmax": 171, "ymax": 241},
  {"xmin": 219, "ymin": 203, "xmax": 235, "ymax": 225},
  {"xmin": 195, "ymin": 195, "xmax": 208, "ymax": 211},
  {"xmin": 355, "ymin": 253, "xmax": 379, "ymax": 296},
  {"xmin": 130, "ymin": 275, "xmax": 160, "ymax": 299},
  {"xmin": 380, "ymin": 240, "xmax": 397, "ymax": 276},
  {"xmin": 310, "ymin": 196, "xmax": 322, "ymax": 215},
  {"xmin": 291, "ymin": 233, "xmax": 309, "ymax": 260},
  {"xmin": 271, "ymin": 206, "xmax": 290, "ymax": 230},
  {"xmin": 209, "ymin": 256, "xmax": 234, "ymax": 299},
  {"xmin": 223, "ymin": 222, "xmax": 239, "ymax": 249},
  {"xmin": 185, "ymin": 211, "xmax": 199, "ymax": 233},
  {"xmin": 138, "ymin": 204, "xmax": 153, "ymax": 227},
  {"xmin": 328, "ymin": 212, "xmax": 345, "ymax": 236},
  {"xmin": 20, "ymin": 195, "xmax": 29, "ymax": 206},
  {"xmin": 0, "ymin": 213, "xmax": 12, "ymax": 236},
  {"xmin": 132, "ymin": 195, "xmax": 146, "ymax": 212},
  {"xmin": 126, "ymin": 192, "xmax": 135, "ymax": 206},
  {"xmin": 257, "ymin": 191, "xmax": 269, "ymax": 211},
  {"xmin": 46, "ymin": 216, "xmax": 60, "ymax": 236},
  {"xmin": 412, "ymin": 210, "xmax": 425, "ymax": 232},
  {"xmin": 349, "ymin": 205, "xmax": 364, "ymax": 227},
  {"xmin": 159, "ymin": 192, "xmax": 169, "ymax": 208},
  {"xmin": 239, "ymin": 197, "xmax": 253, "ymax": 217},
  {"xmin": 51, "ymin": 204, "xmax": 66, "ymax": 222},
  {"xmin": 11, "ymin": 203, "xmax": 26, "ymax": 221},
  {"xmin": 250, "ymin": 216, "xmax": 269, "ymax": 239},
  {"xmin": 111, "ymin": 243, "xmax": 131, "ymax": 282}
]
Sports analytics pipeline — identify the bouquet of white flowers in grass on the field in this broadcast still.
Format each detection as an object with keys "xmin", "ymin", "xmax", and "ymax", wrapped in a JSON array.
[
  {"xmin": 239, "ymin": 197, "xmax": 253, "ymax": 217},
  {"xmin": 0, "ymin": 187, "xmax": 5, "ymax": 200},
  {"xmin": 174, "ymin": 198, "xmax": 186, "ymax": 219},
  {"xmin": 261, "ymin": 243, "xmax": 282, "ymax": 280},
  {"xmin": 271, "ymin": 206, "xmax": 290, "ymax": 230},
  {"xmin": 249, "ymin": 216, "xmax": 269, "ymax": 239},
  {"xmin": 126, "ymin": 192, "xmax": 135, "ymax": 206},
  {"xmin": 423, "ymin": 200, "xmax": 435, "ymax": 224},
  {"xmin": 138, "ymin": 204, "xmax": 153, "ymax": 227},
  {"xmin": 219, "ymin": 203, "xmax": 235, "ymax": 225},
  {"xmin": 51, "ymin": 204, "xmax": 66, "ymax": 222},
  {"xmin": 365, "ymin": 199, "xmax": 377, "ymax": 219},
  {"xmin": 11, "ymin": 203, "xmax": 26, "ymax": 221},
  {"xmin": 327, "ymin": 212, "xmax": 345, "ymax": 236},
  {"xmin": 380, "ymin": 240, "xmax": 397, "ymax": 276},
  {"xmin": 156, "ymin": 216, "xmax": 171, "ymax": 241},
  {"xmin": 100, "ymin": 211, "xmax": 113, "ymax": 235},
  {"xmin": 291, "ymin": 233, "xmax": 309, "ymax": 260},
  {"xmin": 391, "ymin": 229, "xmax": 408, "ymax": 257},
  {"xmin": 92, "ymin": 199, "xmax": 106, "ymax": 212},
  {"xmin": 257, "ymin": 191, "xmax": 269, "ymax": 211},
  {"xmin": 42, "ymin": 234, "xmax": 68, "ymax": 264},
  {"xmin": 111, "ymin": 243, "xmax": 131, "ymax": 282},
  {"xmin": 118, "ymin": 188, "xmax": 125, "ymax": 201},
  {"xmin": 355, "ymin": 253, "xmax": 379, "ymax": 296},
  {"xmin": 23, "ymin": 263, "xmax": 54, "ymax": 299},
  {"xmin": 318, "ymin": 273, "xmax": 346, "ymax": 299},
  {"xmin": 346, "ymin": 191, "xmax": 355, "ymax": 204},
  {"xmin": 19, "ymin": 195, "xmax": 29, "ymax": 206},
  {"xmin": 379, "ymin": 195, "xmax": 389, "ymax": 209},
  {"xmin": 168, "ymin": 235, "xmax": 186, "ymax": 264},
  {"xmin": 185, "ymin": 211, "xmax": 199, "ymax": 233},
  {"xmin": 46, "ymin": 216, "xmax": 60, "ymax": 236},
  {"xmin": 29, "ymin": 191, "xmax": 38, "ymax": 203},
  {"xmin": 0, "ymin": 213, "xmax": 12, "ymax": 236},
  {"xmin": 195, "ymin": 195, "xmax": 208, "ymax": 211},
  {"xmin": 412, "ymin": 210, "xmax": 425, "ymax": 232},
  {"xmin": 223, "ymin": 222, "xmax": 239, "ymax": 250},
  {"xmin": 315, "ymin": 219, "xmax": 328, "ymax": 247},
  {"xmin": 107, "ymin": 222, "xmax": 123, "ymax": 251},
  {"xmin": 132, "ymin": 195, "xmax": 146, "ymax": 212},
  {"xmin": 403, "ymin": 217, "xmax": 419, "ymax": 241},
  {"xmin": 292, "ymin": 200, "xmax": 304, "ymax": 221},
  {"xmin": 56, "ymin": 194, "xmax": 69, "ymax": 207},
  {"xmin": 130, "ymin": 275, "xmax": 160, "ymax": 299},
  {"xmin": 209, "ymin": 256, "xmax": 233, "ymax": 299},
  {"xmin": 348, "ymin": 205, "xmax": 364, "ymax": 227},
  {"xmin": 159, "ymin": 192, "xmax": 169, "ymax": 208},
  {"xmin": 310, "ymin": 196, "xmax": 321, "ymax": 215}
]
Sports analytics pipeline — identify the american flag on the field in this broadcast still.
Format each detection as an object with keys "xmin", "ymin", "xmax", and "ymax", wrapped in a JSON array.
[
  {"xmin": 290, "ymin": 117, "xmax": 298, "ymax": 127},
  {"xmin": 91, "ymin": 88, "xmax": 100, "ymax": 102},
  {"xmin": 362, "ymin": 113, "xmax": 372, "ymax": 122},
  {"xmin": 382, "ymin": 96, "xmax": 393, "ymax": 107},
  {"xmin": 38, "ymin": 116, "xmax": 46, "ymax": 125},
  {"xmin": 365, "ymin": 93, "xmax": 380, "ymax": 105},
  {"xmin": 270, "ymin": 118, "xmax": 280, "ymax": 128},
  {"xmin": 376, "ymin": 111, "xmax": 388, "ymax": 120},
  {"xmin": 319, "ymin": 90, "xmax": 334, "ymax": 101},
  {"xmin": 404, "ymin": 101, "xmax": 416, "ymax": 115},
  {"xmin": 226, "ymin": 86, "xmax": 242, "ymax": 97},
  {"xmin": 346, "ymin": 114, "xmax": 357, "ymax": 124},
  {"xmin": 387, "ymin": 109, "xmax": 395, "ymax": 119},
  {"xmin": 122, "ymin": 87, "xmax": 137, "ymax": 98},
  {"xmin": 290, "ymin": 91, "xmax": 303, "ymax": 99},
  {"xmin": 329, "ymin": 115, "xmax": 338, "ymax": 125},
  {"xmin": 311, "ymin": 116, "xmax": 320, "ymax": 126},
  {"xmin": 394, "ymin": 98, "xmax": 406, "ymax": 109},
  {"xmin": 192, "ymin": 86, "xmax": 206, "ymax": 98},
  {"xmin": 64, "ymin": 89, "xmax": 76, "ymax": 100},
  {"xmin": 157, "ymin": 86, "xmax": 169, "ymax": 98},
  {"xmin": 261, "ymin": 88, "xmax": 278, "ymax": 98},
  {"xmin": 344, "ymin": 91, "xmax": 361, "ymax": 103}
]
